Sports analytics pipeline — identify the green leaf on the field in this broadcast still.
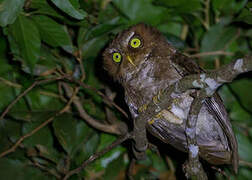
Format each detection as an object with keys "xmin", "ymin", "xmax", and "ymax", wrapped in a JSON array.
[
  {"xmin": 50, "ymin": 0, "xmax": 87, "ymax": 20},
  {"xmin": 0, "ymin": 82, "xmax": 20, "ymax": 111},
  {"xmin": 0, "ymin": 158, "xmax": 53, "ymax": 180},
  {"xmin": 212, "ymin": 0, "xmax": 247, "ymax": 15},
  {"xmin": 30, "ymin": 0, "xmax": 65, "ymax": 20},
  {"xmin": 36, "ymin": 144, "xmax": 62, "ymax": 164},
  {"xmin": 22, "ymin": 84, "xmax": 63, "ymax": 111},
  {"xmin": 236, "ymin": 8, "xmax": 252, "ymax": 25},
  {"xmin": 74, "ymin": 133, "xmax": 100, "ymax": 166},
  {"xmin": 53, "ymin": 113, "xmax": 88, "ymax": 157},
  {"xmin": 236, "ymin": 131, "xmax": 252, "ymax": 163},
  {"xmin": 78, "ymin": 18, "xmax": 124, "ymax": 59},
  {"xmin": 8, "ymin": 15, "xmax": 41, "ymax": 69},
  {"xmin": 0, "ymin": 0, "xmax": 25, "ymax": 27},
  {"xmin": 154, "ymin": 0, "xmax": 202, "ymax": 13},
  {"xmin": 219, "ymin": 84, "xmax": 252, "ymax": 124},
  {"xmin": 88, "ymin": 133, "xmax": 126, "ymax": 173},
  {"xmin": 200, "ymin": 23, "xmax": 236, "ymax": 61},
  {"xmin": 0, "ymin": 119, "xmax": 22, "ymax": 152},
  {"xmin": 229, "ymin": 79, "xmax": 252, "ymax": 113},
  {"xmin": 113, "ymin": 0, "xmax": 168, "ymax": 25},
  {"xmin": 103, "ymin": 153, "xmax": 126, "ymax": 179},
  {"xmin": 32, "ymin": 15, "xmax": 73, "ymax": 53},
  {"xmin": 22, "ymin": 113, "xmax": 54, "ymax": 148},
  {"xmin": 21, "ymin": 46, "xmax": 61, "ymax": 76}
]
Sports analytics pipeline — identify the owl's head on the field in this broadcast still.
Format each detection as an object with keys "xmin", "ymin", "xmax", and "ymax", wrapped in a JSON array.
[{"xmin": 103, "ymin": 23, "xmax": 169, "ymax": 82}]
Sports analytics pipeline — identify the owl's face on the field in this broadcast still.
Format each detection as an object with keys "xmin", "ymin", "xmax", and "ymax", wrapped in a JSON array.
[{"xmin": 103, "ymin": 24, "xmax": 168, "ymax": 82}]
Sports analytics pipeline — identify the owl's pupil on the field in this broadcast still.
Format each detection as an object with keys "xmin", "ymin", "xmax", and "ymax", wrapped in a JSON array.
[
  {"xmin": 116, "ymin": 55, "xmax": 118, "ymax": 58},
  {"xmin": 134, "ymin": 41, "xmax": 136, "ymax": 45}
]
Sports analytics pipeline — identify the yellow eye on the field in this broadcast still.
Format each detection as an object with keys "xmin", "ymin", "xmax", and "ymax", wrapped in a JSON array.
[
  {"xmin": 112, "ymin": 52, "xmax": 122, "ymax": 63},
  {"xmin": 130, "ymin": 38, "xmax": 141, "ymax": 48}
]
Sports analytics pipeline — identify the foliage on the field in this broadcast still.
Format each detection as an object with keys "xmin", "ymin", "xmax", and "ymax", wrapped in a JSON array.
[{"xmin": 0, "ymin": 0, "xmax": 252, "ymax": 179}]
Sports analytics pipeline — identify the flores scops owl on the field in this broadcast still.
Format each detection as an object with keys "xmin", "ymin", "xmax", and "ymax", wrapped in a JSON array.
[{"xmin": 103, "ymin": 24, "xmax": 238, "ymax": 172}]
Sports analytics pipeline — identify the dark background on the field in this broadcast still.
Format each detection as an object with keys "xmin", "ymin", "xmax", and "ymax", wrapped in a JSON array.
[{"xmin": 0, "ymin": 0, "xmax": 252, "ymax": 179}]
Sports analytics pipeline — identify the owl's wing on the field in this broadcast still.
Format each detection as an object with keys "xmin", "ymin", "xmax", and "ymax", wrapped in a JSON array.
[
  {"xmin": 170, "ymin": 52, "xmax": 202, "ymax": 76},
  {"xmin": 205, "ymin": 94, "xmax": 238, "ymax": 173},
  {"xmin": 171, "ymin": 52, "xmax": 238, "ymax": 173}
]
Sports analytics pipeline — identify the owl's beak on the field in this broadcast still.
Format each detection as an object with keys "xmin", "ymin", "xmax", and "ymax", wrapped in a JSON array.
[{"xmin": 126, "ymin": 55, "xmax": 136, "ymax": 67}]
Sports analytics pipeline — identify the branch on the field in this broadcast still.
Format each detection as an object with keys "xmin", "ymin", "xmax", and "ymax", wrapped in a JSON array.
[
  {"xmin": 0, "ymin": 76, "xmax": 65, "ymax": 120},
  {"xmin": 0, "ymin": 82, "xmax": 78, "ymax": 158},
  {"xmin": 64, "ymin": 76, "xmax": 129, "ymax": 118},
  {"xmin": 62, "ymin": 83, "xmax": 128, "ymax": 135},
  {"xmin": 63, "ymin": 133, "xmax": 132, "ymax": 180},
  {"xmin": 0, "ymin": 77, "xmax": 22, "ymax": 88},
  {"xmin": 176, "ymin": 56, "xmax": 252, "ymax": 95},
  {"xmin": 189, "ymin": 51, "xmax": 233, "ymax": 58}
]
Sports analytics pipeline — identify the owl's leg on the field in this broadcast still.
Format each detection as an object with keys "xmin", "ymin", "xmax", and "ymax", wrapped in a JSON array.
[{"xmin": 184, "ymin": 92, "xmax": 208, "ymax": 179}]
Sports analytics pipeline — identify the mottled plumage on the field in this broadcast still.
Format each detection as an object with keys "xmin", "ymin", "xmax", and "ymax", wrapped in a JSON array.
[{"xmin": 103, "ymin": 24, "xmax": 238, "ymax": 172}]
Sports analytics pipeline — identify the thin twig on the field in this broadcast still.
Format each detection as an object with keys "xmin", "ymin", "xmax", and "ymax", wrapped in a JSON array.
[
  {"xmin": 65, "ymin": 76, "xmax": 129, "ymax": 118},
  {"xmin": 239, "ymin": 160, "xmax": 252, "ymax": 169},
  {"xmin": 165, "ymin": 156, "xmax": 175, "ymax": 173},
  {"xmin": 189, "ymin": 51, "xmax": 233, "ymax": 58},
  {"xmin": 30, "ymin": 161, "xmax": 61, "ymax": 179},
  {"xmin": 0, "ymin": 77, "xmax": 22, "ymax": 88},
  {"xmin": 204, "ymin": 0, "xmax": 210, "ymax": 30},
  {"xmin": 211, "ymin": 166, "xmax": 230, "ymax": 180},
  {"xmin": 75, "ymin": 49, "xmax": 86, "ymax": 82},
  {"xmin": 63, "ymin": 133, "xmax": 132, "ymax": 180},
  {"xmin": 0, "ymin": 76, "xmax": 65, "ymax": 120},
  {"xmin": 39, "ymin": 90, "xmax": 67, "ymax": 101},
  {"xmin": 62, "ymin": 83, "xmax": 127, "ymax": 135},
  {"xmin": 180, "ymin": 24, "xmax": 189, "ymax": 41},
  {"xmin": 127, "ymin": 158, "xmax": 136, "ymax": 180},
  {"xmin": 0, "ymin": 83, "xmax": 78, "ymax": 158}
]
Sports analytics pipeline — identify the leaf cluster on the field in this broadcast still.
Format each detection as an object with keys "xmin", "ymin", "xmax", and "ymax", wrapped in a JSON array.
[{"xmin": 0, "ymin": 0, "xmax": 252, "ymax": 179}]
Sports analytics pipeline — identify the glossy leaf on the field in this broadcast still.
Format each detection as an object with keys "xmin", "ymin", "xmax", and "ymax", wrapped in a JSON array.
[
  {"xmin": 0, "ymin": 0, "xmax": 25, "ymax": 27},
  {"xmin": 53, "ymin": 114, "xmax": 88, "ymax": 157},
  {"xmin": 8, "ymin": 15, "xmax": 41, "ymax": 69},
  {"xmin": 0, "ymin": 158, "xmax": 53, "ymax": 180},
  {"xmin": 113, "ymin": 0, "xmax": 168, "ymax": 25},
  {"xmin": 30, "ymin": 0, "xmax": 65, "ymax": 20},
  {"xmin": 22, "ymin": 113, "xmax": 54, "ymax": 148},
  {"xmin": 154, "ymin": 0, "xmax": 202, "ymax": 13},
  {"xmin": 236, "ymin": 8, "xmax": 252, "ymax": 25},
  {"xmin": 229, "ymin": 79, "xmax": 252, "ymax": 114},
  {"xmin": 50, "ymin": 0, "xmax": 87, "ymax": 20},
  {"xmin": 0, "ymin": 0, "xmax": 252, "ymax": 179},
  {"xmin": 32, "ymin": 15, "xmax": 73, "ymax": 53},
  {"xmin": 200, "ymin": 23, "xmax": 236, "ymax": 60}
]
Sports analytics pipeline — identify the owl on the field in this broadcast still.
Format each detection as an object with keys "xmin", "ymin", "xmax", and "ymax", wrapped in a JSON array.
[{"xmin": 103, "ymin": 24, "xmax": 238, "ymax": 173}]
